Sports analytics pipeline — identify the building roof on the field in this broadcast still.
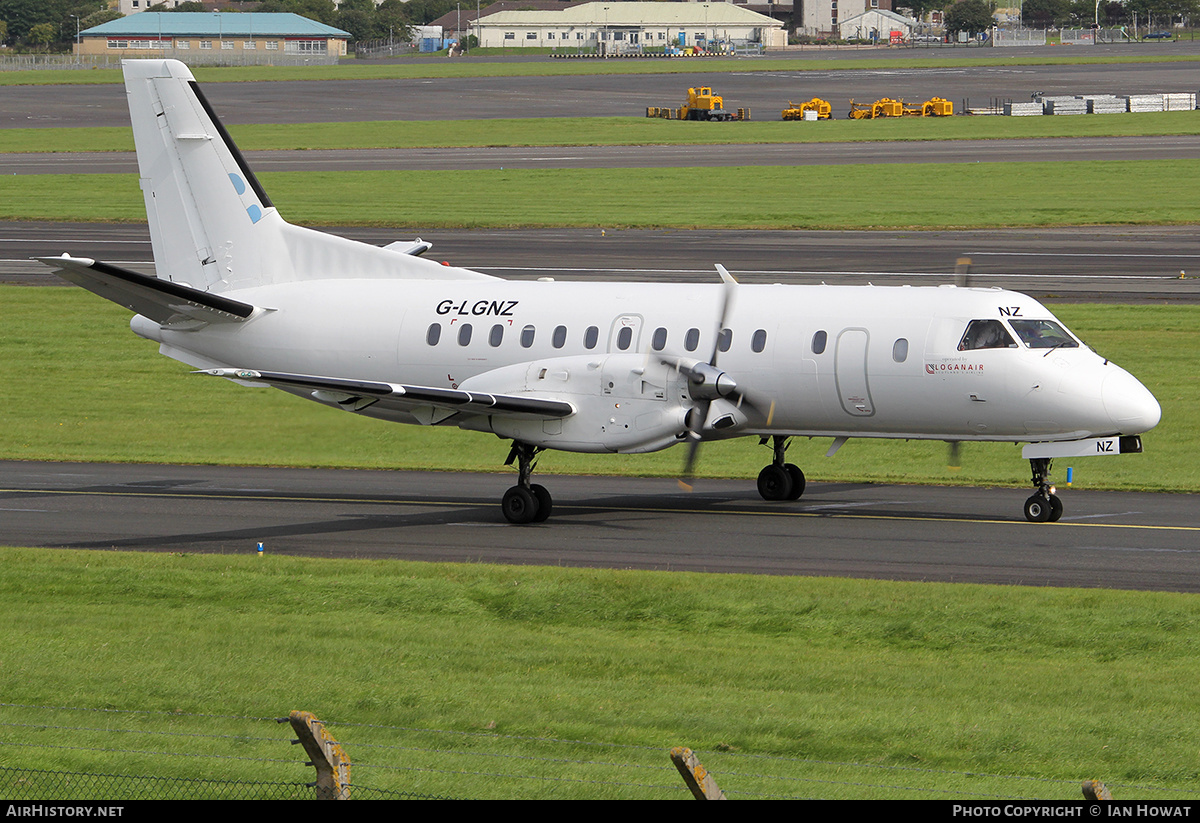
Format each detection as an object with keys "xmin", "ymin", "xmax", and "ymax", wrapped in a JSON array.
[
  {"xmin": 430, "ymin": 1, "xmax": 584, "ymax": 31},
  {"xmin": 478, "ymin": 1, "xmax": 783, "ymax": 28},
  {"xmin": 837, "ymin": 9, "xmax": 915, "ymax": 27},
  {"xmin": 81, "ymin": 12, "xmax": 350, "ymax": 39}
]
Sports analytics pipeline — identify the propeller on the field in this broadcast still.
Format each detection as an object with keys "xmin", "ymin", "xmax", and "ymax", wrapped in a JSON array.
[
  {"xmin": 947, "ymin": 440, "xmax": 962, "ymax": 472},
  {"xmin": 678, "ymin": 264, "xmax": 738, "ymax": 491}
]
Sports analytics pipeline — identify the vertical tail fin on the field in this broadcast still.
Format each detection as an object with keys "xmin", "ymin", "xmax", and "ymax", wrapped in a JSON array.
[
  {"xmin": 123, "ymin": 59, "xmax": 493, "ymax": 290},
  {"xmin": 125, "ymin": 59, "xmax": 288, "ymax": 292}
]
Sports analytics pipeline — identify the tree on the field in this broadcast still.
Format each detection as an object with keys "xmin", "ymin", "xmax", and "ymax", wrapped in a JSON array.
[
  {"xmin": 896, "ymin": 0, "xmax": 950, "ymax": 23},
  {"xmin": 28, "ymin": 20, "xmax": 55, "ymax": 50},
  {"xmin": 943, "ymin": 0, "xmax": 995, "ymax": 34},
  {"xmin": 1020, "ymin": 0, "xmax": 1068, "ymax": 26}
]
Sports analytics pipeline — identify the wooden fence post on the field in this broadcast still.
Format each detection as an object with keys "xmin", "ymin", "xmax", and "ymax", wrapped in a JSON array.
[
  {"xmin": 287, "ymin": 710, "xmax": 351, "ymax": 800},
  {"xmin": 670, "ymin": 746, "xmax": 726, "ymax": 800}
]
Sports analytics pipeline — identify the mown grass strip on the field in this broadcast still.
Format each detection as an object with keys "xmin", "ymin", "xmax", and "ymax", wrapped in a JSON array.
[
  {"xmin": 3, "ymin": 110, "xmax": 1200, "ymax": 154},
  {"xmin": 3, "ymin": 287, "xmax": 1194, "ymax": 492},
  {"xmin": 5, "ymin": 160, "xmax": 1200, "ymax": 229},
  {"xmin": 3, "ymin": 51, "xmax": 1200, "ymax": 85},
  {"xmin": 1, "ymin": 547, "xmax": 1198, "ymax": 798}
]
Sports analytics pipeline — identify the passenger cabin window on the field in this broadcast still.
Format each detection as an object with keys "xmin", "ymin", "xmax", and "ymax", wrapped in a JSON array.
[
  {"xmin": 811, "ymin": 330, "xmax": 827, "ymax": 355},
  {"xmin": 426, "ymin": 323, "xmax": 441, "ymax": 346},
  {"xmin": 651, "ymin": 327, "xmax": 668, "ymax": 351},
  {"xmin": 717, "ymin": 329, "xmax": 732, "ymax": 353},
  {"xmin": 552, "ymin": 325, "xmax": 567, "ymax": 348},
  {"xmin": 958, "ymin": 319, "xmax": 1016, "ymax": 351},
  {"xmin": 893, "ymin": 338, "xmax": 908, "ymax": 362},
  {"xmin": 1009, "ymin": 319, "xmax": 1079, "ymax": 350},
  {"xmin": 489, "ymin": 324, "xmax": 504, "ymax": 347},
  {"xmin": 616, "ymin": 326, "xmax": 633, "ymax": 351},
  {"xmin": 751, "ymin": 329, "xmax": 767, "ymax": 353},
  {"xmin": 458, "ymin": 323, "xmax": 473, "ymax": 346},
  {"xmin": 520, "ymin": 325, "xmax": 535, "ymax": 348},
  {"xmin": 584, "ymin": 326, "xmax": 599, "ymax": 349},
  {"xmin": 684, "ymin": 328, "xmax": 700, "ymax": 352}
]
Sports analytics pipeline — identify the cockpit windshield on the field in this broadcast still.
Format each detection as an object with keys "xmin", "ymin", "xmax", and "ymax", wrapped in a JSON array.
[
  {"xmin": 958, "ymin": 319, "xmax": 1017, "ymax": 351},
  {"xmin": 1008, "ymin": 319, "xmax": 1079, "ymax": 350}
]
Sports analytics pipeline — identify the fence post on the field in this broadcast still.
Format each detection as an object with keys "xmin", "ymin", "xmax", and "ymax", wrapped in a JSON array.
[
  {"xmin": 286, "ymin": 710, "xmax": 351, "ymax": 800},
  {"xmin": 670, "ymin": 746, "xmax": 727, "ymax": 800}
]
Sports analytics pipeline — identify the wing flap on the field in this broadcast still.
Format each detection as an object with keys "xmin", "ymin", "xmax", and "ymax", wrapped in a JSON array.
[
  {"xmin": 38, "ymin": 255, "xmax": 258, "ymax": 327},
  {"xmin": 200, "ymin": 368, "xmax": 576, "ymax": 420}
]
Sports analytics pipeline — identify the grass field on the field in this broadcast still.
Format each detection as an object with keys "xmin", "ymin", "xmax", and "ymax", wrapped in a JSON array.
[
  {"xmin": 6, "ymin": 159, "xmax": 1200, "ymax": 229},
  {"xmin": 3, "ymin": 287, "xmax": 1195, "ymax": 493},
  {"xmin": 2, "ymin": 110, "xmax": 1199, "ymax": 154},
  {"xmin": 3, "ymin": 51, "xmax": 1199, "ymax": 85},
  {"xmin": 2, "ymin": 547, "xmax": 1199, "ymax": 799}
]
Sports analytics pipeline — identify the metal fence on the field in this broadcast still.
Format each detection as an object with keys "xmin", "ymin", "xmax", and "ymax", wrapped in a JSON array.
[
  {"xmin": 0, "ymin": 766, "xmax": 440, "ymax": 801},
  {"xmin": 993, "ymin": 28, "xmax": 1047, "ymax": 46},
  {"xmin": 0, "ymin": 52, "xmax": 339, "ymax": 70}
]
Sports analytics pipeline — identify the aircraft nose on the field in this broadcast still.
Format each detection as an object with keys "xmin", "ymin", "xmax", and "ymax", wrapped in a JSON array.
[{"xmin": 1102, "ymin": 367, "xmax": 1161, "ymax": 434}]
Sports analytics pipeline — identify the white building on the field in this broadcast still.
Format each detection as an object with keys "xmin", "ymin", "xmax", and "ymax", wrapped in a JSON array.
[
  {"xmin": 836, "ymin": 8, "xmax": 916, "ymax": 41},
  {"xmin": 474, "ymin": 2, "xmax": 787, "ymax": 50}
]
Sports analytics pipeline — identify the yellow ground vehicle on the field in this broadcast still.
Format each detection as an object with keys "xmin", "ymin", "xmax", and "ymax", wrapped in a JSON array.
[
  {"xmin": 781, "ymin": 98, "xmax": 832, "ymax": 120},
  {"xmin": 848, "ymin": 98, "xmax": 905, "ymax": 119},
  {"xmin": 646, "ymin": 87, "xmax": 748, "ymax": 121}
]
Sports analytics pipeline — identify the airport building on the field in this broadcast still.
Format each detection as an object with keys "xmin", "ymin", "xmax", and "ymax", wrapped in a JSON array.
[
  {"xmin": 472, "ymin": 2, "xmax": 787, "ymax": 50},
  {"xmin": 75, "ymin": 12, "xmax": 351, "ymax": 63}
]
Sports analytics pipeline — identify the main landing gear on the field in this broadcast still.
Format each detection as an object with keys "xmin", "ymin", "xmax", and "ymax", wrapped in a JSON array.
[
  {"xmin": 1023, "ymin": 457, "xmax": 1063, "ymax": 523},
  {"xmin": 501, "ymin": 441, "xmax": 552, "ymax": 525},
  {"xmin": 756, "ymin": 436, "xmax": 805, "ymax": 502}
]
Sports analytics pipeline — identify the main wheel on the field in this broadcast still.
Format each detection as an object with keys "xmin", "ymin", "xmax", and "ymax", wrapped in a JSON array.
[
  {"xmin": 1023, "ymin": 494, "xmax": 1052, "ymax": 523},
  {"xmin": 502, "ymin": 486, "xmax": 539, "ymax": 524},
  {"xmin": 783, "ymin": 463, "xmax": 806, "ymax": 500},
  {"xmin": 1047, "ymin": 494, "xmax": 1063, "ymax": 522},
  {"xmin": 530, "ymin": 484, "xmax": 553, "ymax": 523},
  {"xmin": 757, "ymin": 464, "xmax": 794, "ymax": 501}
]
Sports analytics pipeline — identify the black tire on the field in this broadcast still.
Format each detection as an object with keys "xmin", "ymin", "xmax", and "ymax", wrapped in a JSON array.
[
  {"xmin": 1047, "ymin": 494, "xmax": 1063, "ymax": 522},
  {"xmin": 784, "ymin": 464, "xmax": 806, "ymax": 500},
  {"xmin": 530, "ymin": 484, "xmax": 553, "ymax": 523},
  {"xmin": 1023, "ymin": 494, "xmax": 1052, "ymax": 523},
  {"xmin": 502, "ymin": 486, "xmax": 539, "ymax": 525},
  {"xmin": 757, "ymin": 465, "xmax": 794, "ymax": 501}
]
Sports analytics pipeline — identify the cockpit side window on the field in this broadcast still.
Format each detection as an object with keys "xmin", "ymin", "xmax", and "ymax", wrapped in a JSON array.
[
  {"xmin": 1009, "ymin": 319, "xmax": 1079, "ymax": 350},
  {"xmin": 958, "ymin": 319, "xmax": 1016, "ymax": 351}
]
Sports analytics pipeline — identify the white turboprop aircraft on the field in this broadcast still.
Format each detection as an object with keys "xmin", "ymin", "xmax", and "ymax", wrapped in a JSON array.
[{"xmin": 41, "ymin": 60, "xmax": 1161, "ymax": 524}]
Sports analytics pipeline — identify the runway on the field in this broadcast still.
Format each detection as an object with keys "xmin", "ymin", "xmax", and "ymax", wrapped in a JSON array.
[
  {"xmin": 5, "ymin": 221, "xmax": 1199, "ymax": 303},
  {"xmin": 5, "ymin": 56, "xmax": 1200, "ymax": 127},
  {"xmin": 2, "ymin": 461, "xmax": 1197, "ymax": 592}
]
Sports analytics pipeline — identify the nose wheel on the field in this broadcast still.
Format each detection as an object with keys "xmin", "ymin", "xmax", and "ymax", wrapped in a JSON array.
[
  {"xmin": 501, "ymin": 442, "xmax": 552, "ymax": 524},
  {"xmin": 1024, "ymin": 458, "xmax": 1063, "ymax": 523}
]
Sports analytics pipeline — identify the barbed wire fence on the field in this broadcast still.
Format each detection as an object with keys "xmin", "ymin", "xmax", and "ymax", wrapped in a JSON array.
[{"xmin": 2, "ymin": 702, "xmax": 1196, "ymax": 800}]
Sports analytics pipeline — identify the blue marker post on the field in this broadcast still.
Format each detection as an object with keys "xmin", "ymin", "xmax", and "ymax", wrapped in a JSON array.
[
  {"xmin": 257, "ymin": 542, "xmax": 264, "ymax": 557},
  {"xmin": 1066, "ymin": 467, "xmax": 1074, "ymax": 487}
]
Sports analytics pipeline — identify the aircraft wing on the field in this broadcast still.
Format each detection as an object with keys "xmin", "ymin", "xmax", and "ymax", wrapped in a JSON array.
[
  {"xmin": 37, "ymin": 255, "xmax": 259, "ymax": 327},
  {"xmin": 199, "ymin": 368, "xmax": 576, "ymax": 420}
]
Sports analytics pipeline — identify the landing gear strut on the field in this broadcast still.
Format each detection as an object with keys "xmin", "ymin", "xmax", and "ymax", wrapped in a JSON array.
[
  {"xmin": 501, "ymin": 441, "xmax": 552, "ymax": 525},
  {"xmin": 1023, "ymin": 457, "xmax": 1063, "ymax": 523},
  {"xmin": 757, "ymin": 436, "xmax": 805, "ymax": 501}
]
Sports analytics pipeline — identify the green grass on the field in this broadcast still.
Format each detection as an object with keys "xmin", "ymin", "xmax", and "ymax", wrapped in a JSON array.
[
  {"xmin": 3, "ymin": 110, "xmax": 1199, "ymax": 154},
  {"xmin": 3, "ymin": 51, "xmax": 1200, "ymax": 85},
  {"xmin": 3, "ymin": 287, "xmax": 1195, "ymax": 492},
  {"xmin": 5, "ymin": 160, "xmax": 1200, "ymax": 229},
  {"xmin": 1, "ymin": 547, "xmax": 1199, "ymax": 798}
]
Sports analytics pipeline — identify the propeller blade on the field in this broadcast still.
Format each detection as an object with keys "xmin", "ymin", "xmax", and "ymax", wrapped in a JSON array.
[
  {"xmin": 955, "ymin": 257, "xmax": 972, "ymax": 288},
  {"xmin": 947, "ymin": 441, "xmax": 962, "ymax": 471}
]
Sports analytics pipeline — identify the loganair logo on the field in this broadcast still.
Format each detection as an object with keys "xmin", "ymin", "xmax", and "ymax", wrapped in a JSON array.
[
  {"xmin": 228, "ymin": 173, "xmax": 263, "ymax": 224},
  {"xmin": 925, "ymin": 362, "xmax": 984, "ymax": 375}
]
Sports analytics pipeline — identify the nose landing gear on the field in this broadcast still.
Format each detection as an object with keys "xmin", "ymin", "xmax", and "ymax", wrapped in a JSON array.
[{"xmin": 1024, "ymin": 457, "xmax": 1063, "ymax": 523}]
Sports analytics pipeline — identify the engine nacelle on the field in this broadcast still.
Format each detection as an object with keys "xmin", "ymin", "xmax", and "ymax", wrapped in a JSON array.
[{"xmin": 457, "ymin": 354, "xmax": 692, "ymax": 453}]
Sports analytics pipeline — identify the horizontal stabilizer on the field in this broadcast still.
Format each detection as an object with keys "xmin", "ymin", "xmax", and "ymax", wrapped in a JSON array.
[
  {"xmin": 200, "ymin": 368, "xmax": 576, "ymax": 420},
  {"xmin": 38, "ymin": 255, "xmax": 259, "ymax": 327}
]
